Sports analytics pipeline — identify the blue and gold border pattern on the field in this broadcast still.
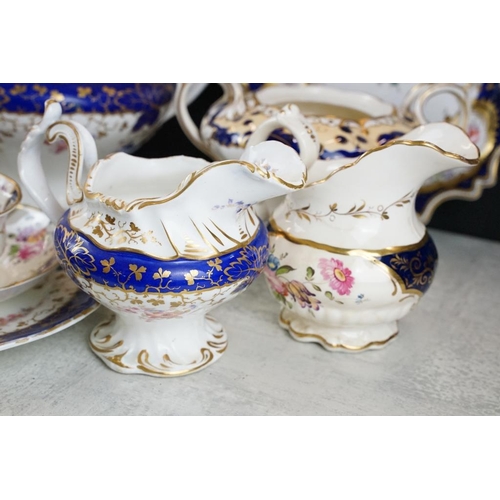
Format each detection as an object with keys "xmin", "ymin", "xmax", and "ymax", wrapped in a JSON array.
[
  {"xmin": 378, "ymin": 234, "xmax": 437, "ymax": 295},
  {"xmin": 54, "ymin": 211, "xmax": 269, "ymax": 295},
  {"xmin": 0, "ymin": 84, "xmax": 175, "ymax": 132}
]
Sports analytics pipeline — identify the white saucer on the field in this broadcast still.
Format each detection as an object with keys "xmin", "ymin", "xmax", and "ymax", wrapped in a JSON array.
[
  {"xmin": 0, "ymin": 267, "xmax": 100, "ymax": 351},
  {"xmin": 0, "ymin": 204, "xmax": 59, "ymax": 302}
]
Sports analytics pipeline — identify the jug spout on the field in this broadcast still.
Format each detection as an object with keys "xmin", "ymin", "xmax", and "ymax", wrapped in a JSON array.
[
  {"xmin": 306, "ymin": 122, "xmax": 479, "ymax": 188},
  {"xmin": 275, "ymin": 121, "xmax": 480, "ymax": 251},
  {"xmin": 389, "ymin": 122, "xmax": 480, "ymax": 181},
  {"xmin": 163, "ymin": 140, "xmax": 306, "ymax": 214},
  {"xmin": 154, "ymin": 140, "xmax": 307, "ymax": 258},
  {"xmin": 67, "ymin": 140, "xmax": 307, "ymax": 261}
]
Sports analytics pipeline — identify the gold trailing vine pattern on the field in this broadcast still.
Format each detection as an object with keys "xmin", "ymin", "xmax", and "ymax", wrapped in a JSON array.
[
  {"xmin": 286, "ymin": 191, "xmax": 414, "ymax": 222},
  {"xmin": 54, "ymin": 220, "xmax": 269, "ymax": 322},
  {"xmin": 84, "ymin": 212, "xmax": 161, "ymax": 246}
]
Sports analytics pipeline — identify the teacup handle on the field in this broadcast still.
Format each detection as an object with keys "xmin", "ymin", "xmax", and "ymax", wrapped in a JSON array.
[
  {"xmin": 175, "ymin": 83, "xmax": 247, "ymax": 159},
  {"xmin": 18, "ymin": 100, "xmax": 98, "ymax": 223},
  {"xmin": 246, "ymin": 104, "xmax": 320, "ymax": 169},
  {"xmin": 401, "ymin": 83, "xmax": 469, "ymax": 130}
]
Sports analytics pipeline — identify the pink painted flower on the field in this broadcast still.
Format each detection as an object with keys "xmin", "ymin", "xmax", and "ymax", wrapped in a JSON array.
[
  {"xmin": 319, "ymin": 258, "xmax": 354, "ymax": 296},
  {"xmin": 263, "ymin": 266, "xmax": 288, "ymax": 296},
  {"xmin": 18, "ymin": 241, "xmax": 43, "ymax": 260}
]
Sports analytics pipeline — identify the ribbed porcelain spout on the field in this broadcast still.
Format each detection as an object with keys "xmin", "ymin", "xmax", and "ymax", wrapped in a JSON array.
[
  {"xmin": 152, "ymin": 140, "xmax": 307, "ymax": 259},
  {"xmin": 73, "ymin": 140, "xmax": 307, "ymax": 260}
]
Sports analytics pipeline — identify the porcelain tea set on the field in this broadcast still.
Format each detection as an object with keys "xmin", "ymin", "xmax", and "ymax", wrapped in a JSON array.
[
  {"xmin": 0, "ymin": 170, "xmax": 98, "ymax": 351},
  {"xmin": 1, "ymin": 82, "xmax": 493, "ymax": 376},
  {"xmin": 177, "ymin": 83, "xmax": 499, "ymax": 223}
]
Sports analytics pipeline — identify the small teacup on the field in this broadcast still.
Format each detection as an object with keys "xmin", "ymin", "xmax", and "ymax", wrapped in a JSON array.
[{"xmin": 0, "ymin": 173, "xmax": 22, "ymax": 255}]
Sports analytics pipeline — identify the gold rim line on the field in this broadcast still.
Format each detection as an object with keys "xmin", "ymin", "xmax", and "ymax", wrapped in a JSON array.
[
  {"xmin": 268, "ymin": 218, "xmax": 428, "ymax": 256},
  {"xmin": 0, "ymin": 292, "xmax": 99, "ymax": 343},
  {"xmin": 249, "ymin": 85, "xmax": 401, "ymax": 122},
  {"xmin": 475, "ymin": 98, "xmax": 499, "ymax": 164},
  {"xmin": 418, "ymin": 99, "xmax": 499, "ymax": 194},
  {"xmin": 305, "ymin": 135, "xmax": 480, "ymax": 188},
  {"xmin": 418, "ymin": 142, "xmax": 500, "ymax": 222},
  {"xmin": 83, "ymin": 157, "xmax": 307, "ymax": 212},
  {"xmin": 0, "ymin": 174, "xmax": 22, "ymax": 217},
  {"xmin": 279, "ymin": 310, "xmax": 399, "ymax": 351},
  {"xmin": 269, "ymin": 221, "xmax": 429, "ymax": 297},
  {"xmin": 66, "ymin": 216, "xmax": 261, "ymax": 261}
]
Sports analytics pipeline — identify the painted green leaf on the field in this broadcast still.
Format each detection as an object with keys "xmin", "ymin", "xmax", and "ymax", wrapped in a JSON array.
[
  {"xmin": 276, "ymin": 265, "xmax": 295, "ymax": 276},
  {"xmin": 306, "ymin": 266, "xmax": 315, "ymax": 279},
  {"xmin": 325, "ymin": 291, "xmax": 334, "ymax": 300},
  {"xmin": 9, "ymin": 245, "xmax": 19, "ymax": 256},
  {"xmin": 312, "ymin": 284, "xmax": 321, "ymax": 292}
]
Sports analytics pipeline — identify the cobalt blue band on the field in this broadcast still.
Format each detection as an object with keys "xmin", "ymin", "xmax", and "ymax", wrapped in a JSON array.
[
  {"xmin": 0, "ymin": 83, "xmax": 175, "ymax": 115},
  {"xmin": 379, "ymin": 233, "xmax": 438, "ymax": 295},
  {"xmin": 54, "ymin": 211, "xmax": 269, "ymax": 294}
]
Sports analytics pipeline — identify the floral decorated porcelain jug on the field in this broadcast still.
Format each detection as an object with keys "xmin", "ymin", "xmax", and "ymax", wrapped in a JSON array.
[
  {"xmin": 18, "ymin": 100, "xmax": 307, "ymax": 377},
  {"xmin": 255, "ymin": 108, "xmax": 480, "ymax": 351},
  {"xmin": 177, "ymin": 82, "xmax": 499, "ymax": 223}
]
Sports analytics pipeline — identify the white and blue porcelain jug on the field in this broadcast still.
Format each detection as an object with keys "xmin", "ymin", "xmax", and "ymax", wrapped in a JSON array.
[{"xmin": 18, "ymin": 100, "xmax": 308, "ymax": 377}]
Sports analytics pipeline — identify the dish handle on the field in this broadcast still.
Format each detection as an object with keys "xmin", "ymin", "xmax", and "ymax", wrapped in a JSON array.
[
  {"xmin": 401, "ymin": 83, "xmax": 471, "ymax": 130},
  {"xmin": 175, "ymin": 83, "xmax": 246, "ymax": 159}
]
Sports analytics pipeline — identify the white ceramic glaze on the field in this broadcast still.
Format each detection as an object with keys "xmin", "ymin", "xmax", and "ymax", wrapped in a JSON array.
[
  {"xmin": 177, "ymin": 82, "xmax": 407, "ymax": 161},
  {"xmin": 258, "ymin": 109, "xmax": 480, "ymax": 351},
  {"xmin": 0, "ymin": 83, "xmax": 206, "ymax": 209},
  {"xmin": 0, "ymin": 205, "xmax": 58, "ymax": 302},
  {"xmin": 0, "ymin": 267, "xmax": 99, "ymax": 352},
  {"xmin": 18, "ymin": 101, "xmax": 308, "ymax": 377},
  {"xmin": 177, "ymin": 83, "xmax": 414, "ymax": 220},
  {"xmin": 178, "ymin": 83, "xmax": 500, "ymax": 224},
  {"xmin": 330, "ymin": 83, "xmax": 500, "ymax": 223}
]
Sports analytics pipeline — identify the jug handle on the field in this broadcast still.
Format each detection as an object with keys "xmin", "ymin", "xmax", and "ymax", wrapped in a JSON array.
[
  {"xmin": 245, "ymin": 104, "xmax": 320, "ymax": 169},
  {"xmin": 401, "ymin": 83, "xmax": 469, "ymax": 130},
  {"xmin": 175, "ymin": 83, "xmax": 247, "ymax": 159},
  {"xmin": 18, "ymin": 100, "xmax": 98, "ymax": 223}
]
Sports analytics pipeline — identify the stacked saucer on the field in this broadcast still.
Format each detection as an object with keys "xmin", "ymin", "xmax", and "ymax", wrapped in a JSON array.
[{"xmin": 0, "ymin": 173, "xmax": 99, "ymax": 351}]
